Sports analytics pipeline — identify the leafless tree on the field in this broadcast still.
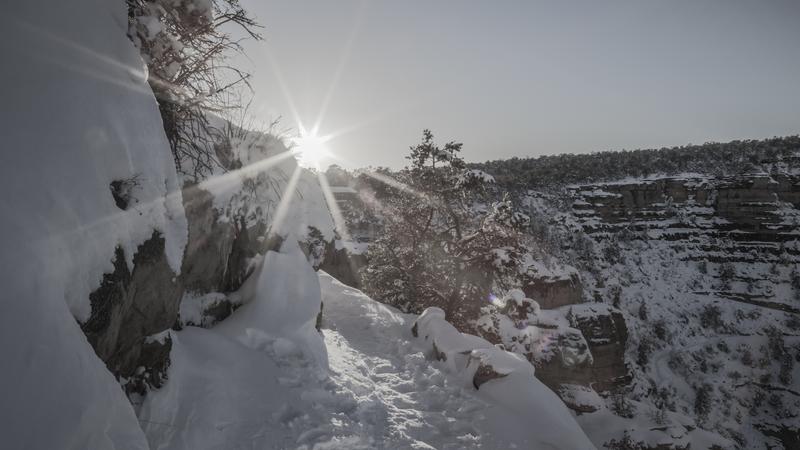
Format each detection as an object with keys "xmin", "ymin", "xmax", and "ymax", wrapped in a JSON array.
[{"xmin": 127, "ymin": 0, "xmax": 263, "ymax": 180}]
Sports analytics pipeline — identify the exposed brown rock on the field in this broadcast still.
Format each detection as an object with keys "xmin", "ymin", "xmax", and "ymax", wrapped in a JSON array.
[
  {"xmin": 82, "ymin": 232, "xmax": 182, "ymax": 392},
  {"xmin": 472, "ymin": 360, "xmax": 509, "ymax": 390},
  {"xmin": 535, "ymin": 304, "xmax": 630, "ymax": 394},
  {"xmin": 317, "ymin": 241, "xmax": 367, "ymax": 288},
  {"xmin": 523, "ymin": 272, "xmax": 583, "ymax": 309}
]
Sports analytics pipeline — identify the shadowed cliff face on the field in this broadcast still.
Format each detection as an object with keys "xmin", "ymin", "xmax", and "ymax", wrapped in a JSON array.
[
  {"xmin": 81, "ymin": 233, "xmax": 182, "ymax": 397},
  {"xmin": 535, "ymin": 304, "xmax": 631, "ymax": 393},
  {"xmin": 80, "ymin": 185, "xmax": 279, "ymax": 396},
  {"xmin": 79, "ymin": 128, "xmax": 335, "ymax": 400},
  {"xmin": 523, "ymin": 272, "xmax": 583, "ymax": 309},
  {"xmin": 569, "ymin": 172, "xmax": 800, "ymax": 315}
]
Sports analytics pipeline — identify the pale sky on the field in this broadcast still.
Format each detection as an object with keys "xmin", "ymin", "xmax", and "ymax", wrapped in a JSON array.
[{"xmin": 233, "ymin": 0, "xmax": 800, "ymax": 169}]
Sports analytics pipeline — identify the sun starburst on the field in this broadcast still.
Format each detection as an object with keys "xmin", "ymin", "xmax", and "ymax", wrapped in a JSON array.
[{"xmin": 292, "ymin": 132, "xmax": 332, "ymax": 169}]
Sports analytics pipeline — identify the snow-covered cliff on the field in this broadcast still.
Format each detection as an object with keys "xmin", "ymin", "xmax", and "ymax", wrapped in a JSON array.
[{"xmin": 1, "ymin": 0, "xmax": 187, "ymax": 447}]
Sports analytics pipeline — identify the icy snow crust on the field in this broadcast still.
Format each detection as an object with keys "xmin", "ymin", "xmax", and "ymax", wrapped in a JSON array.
[
  {"xmin": 1, "ymin": 0, "xmax": 188, "ymax": 448},
  {"xmin": 142, "ymin": 249, "xmax": 594, "ymax": 449}
]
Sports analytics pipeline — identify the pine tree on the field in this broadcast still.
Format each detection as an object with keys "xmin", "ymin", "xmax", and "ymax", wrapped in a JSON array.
[{"xmin": 361, "ymin": 130, "xmax": 530, "ymax": 330}]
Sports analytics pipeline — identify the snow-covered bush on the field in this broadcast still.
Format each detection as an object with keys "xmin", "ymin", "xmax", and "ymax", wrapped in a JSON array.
[
  {"xmin": 700, "ymin": 303, "xmax": 724, "ymax": 330},
  {"xmin": 636, "ymin": 336, "xmax": 653, "ymax": 367},
  {"xmin": 718, "ymin": 262, "xmax": 735, "ymax": 290},
  {"xmin": 610, "ymin": 393, "xmax": 635, "ymax": 419},
  {"xmin": 302, "ymin": 226, "xmax": 328, "ymax": 269},
  {"xmin": 604, "ymin": 430, "xmax": 645, "ymax": 450},
  {"xmin": 475, "ymin": 289, "xmax": 592, "ymax": 368},
  {"xmin": 361, "ymin": 130, "xmax": 531, "ymax": 330}
]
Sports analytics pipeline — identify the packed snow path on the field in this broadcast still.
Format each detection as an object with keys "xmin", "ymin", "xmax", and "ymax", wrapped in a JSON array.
[
  {"xmin": 141, "ymin": 263, "xmax": 589, "ymax": 449},
  {"xmin": 139, "ymin": 273, "xmax": 495, "ymax": 449},
  {"xmin": 320, "ymin": 273, "xmax": 503, "ymax": 449}
]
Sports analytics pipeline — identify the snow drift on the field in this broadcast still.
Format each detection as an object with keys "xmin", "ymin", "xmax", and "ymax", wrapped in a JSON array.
[
  {"xmin": 140, "ymin": 241, "xmax": 329, "ymax": 449},
  {"xmin": 413, "ymin": 307, "xmax": 597, "ymax": 449},
  {"xmin": 0, "ymin": 0, "xmax": 187, "ymax": 447}
]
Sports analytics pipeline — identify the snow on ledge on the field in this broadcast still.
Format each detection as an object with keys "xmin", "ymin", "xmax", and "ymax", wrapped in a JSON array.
[{"xmin": 412, "ymin": 307, "xmax": 597, "ymax": 449}]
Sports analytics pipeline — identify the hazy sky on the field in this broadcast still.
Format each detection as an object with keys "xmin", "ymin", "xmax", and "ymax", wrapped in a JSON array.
[{"xmin": 234, "ymin": 0, "xmax": 800, "ymax": 169}]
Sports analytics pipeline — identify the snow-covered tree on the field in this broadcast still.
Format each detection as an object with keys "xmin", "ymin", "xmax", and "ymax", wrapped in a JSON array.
[{"xmin": 361, "ymin": 130, "xmax": 529, "ymax": 330}]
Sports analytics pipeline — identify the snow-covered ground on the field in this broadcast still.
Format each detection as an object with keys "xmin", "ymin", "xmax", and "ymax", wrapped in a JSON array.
[
  {"xmin": 140, "ymin": 239, "xmax": 593, "ymax": 449},
  {"xmin": 321, "ymin": 274, "xmax": 594, "ymax": 449}
]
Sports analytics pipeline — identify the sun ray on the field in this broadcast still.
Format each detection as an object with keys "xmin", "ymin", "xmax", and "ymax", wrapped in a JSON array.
[
  {"xmin": 326, "ymin": 153, "xmax": 428, "ymax": 201},
  {"xmin": 261, "ymin": 45, "xmax": 305, "ymax": 136},
  {"xmin": 198, "ymin": 148, "xmax": 297, "ymax": 193},
  {"xmin": 8, "ymin": 18, "xmax": 158, "ymax": 95},
  {"xmin": 41, "ymin": 146, "xmax": 300, "ymax": 248},
  {"xmin": 316, "ymin": 171, "xmax": 368, "ymax": 281},
  {"xmin": 268, "ymin": 164, "xmax": 304, "ymax": 237},
  {"xmin": 316, "ymin": 171, "xmax": 352, "ymax": 242},
  {"xmin": 315, "ymin": 88, "xmax": 444, "ymax": 144},
  {"xmin": 310, "ymin": 0, "xmax": 368, "ymax": 136},
  {"xmin": 14, "ymin": 18, "xmax": 142, "ymax": 75}
]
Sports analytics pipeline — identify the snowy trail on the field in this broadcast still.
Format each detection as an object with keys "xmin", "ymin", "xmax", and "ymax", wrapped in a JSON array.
[
  {"xmin": 139, "ymin": 271, "xmax": 496, "ymax": 449},
  {"xmin": 318, "ymin": 273, "xmax": 501, "ymax": 449},
  {"xmin": 141, "ymin": 254, "xmax": 586, "ymax": 449},
  {"xmin": 317, "ymin": 273, "xmax": 594, "ymax": 449}
]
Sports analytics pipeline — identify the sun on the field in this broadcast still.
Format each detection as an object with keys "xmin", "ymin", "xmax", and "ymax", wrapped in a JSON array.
[{"xmin": 292, "ymin": 132, "xmax": 331, "ymax": 169}]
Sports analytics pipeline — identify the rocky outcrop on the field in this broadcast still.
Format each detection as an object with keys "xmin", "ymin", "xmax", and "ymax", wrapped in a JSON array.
[
  {"xmin": 179, "ymin": 185, "xmax": 237, "ymax": 294},
  {"xmin": 471, "ymin": 356, "xmax": 510, "ymax": 390},
  {"xmin": 567, "ymin": 304, "xmax": 630, "ymax": 392},
  {"xmin": 570, "ymin": 173, "xmax": 800, "ymax": 256},
  {"xmin": 81, "ymin": 232, "xmax": 182, "ymax": 395},
  {"xmin": 181, "ymin": 183, "xmax": 273, "ymax": 294},
  {"xmin": 82, "ymin": 181, "xmax": 276, "ymax": 393},
  {"xmin": 534, "ymin": 304, "xmax": 630, "ymax": 394},
  {"xmin": 81, "ymin": 128, "xmax": 335, "ymax": 399},
  {"xmin": 523, "ymin": 272, "xmax": 583, "ymax": 309},
  {"xmin": 317, "ymin": 241, "xmax": 367, "ymax": 288}
]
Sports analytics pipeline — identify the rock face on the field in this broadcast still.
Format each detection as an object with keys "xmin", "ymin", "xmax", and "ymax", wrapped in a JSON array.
[
  {"xmin": 529, "ymin": 304, "xmax": 629, "ymax": 396},
  {"xmin": 571, "ymin": 172, "xmax": 800, "ymax": 252},
  {"xmin": 566, "ymin": 304, "xmax": 630, "ymax": 392},
  {"xmin": 523, "ymin": 272, "xmax": 583, "ymax": 309},
  {"xmin": 80, "ymin": 129, "xmax": 335, "ymax": 399},
  {"xmin": 179, "ymin": 185, "xmax": 237, "ymax": 294},
  {"xmin": 180, "ymin": 184, "xmax": 272, "ymax": 295},
  {"xmin": 317, "ymin": 241, "xmax": 367, "ymax": 288},
  {"xmin": 81, "ymin": 184, "xmax": 268, "ymax": 394},
  {"xmin": 81, "ymin": 232, "xmax": 182, "ymax": 395}
]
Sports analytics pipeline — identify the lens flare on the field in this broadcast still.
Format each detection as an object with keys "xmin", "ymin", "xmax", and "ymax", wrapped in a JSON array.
[{"xmin": 292, "ymin": 133, "xmax": 331, "ymax": 169}]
